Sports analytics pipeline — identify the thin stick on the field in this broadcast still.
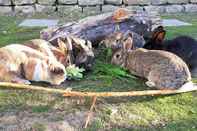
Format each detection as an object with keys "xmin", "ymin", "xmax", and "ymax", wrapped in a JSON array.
[
  {"xmin": 84, "ymin": 96, "xmax": 97, "ymax": 128},
  {"xmin": 0, "ymin": 82, "xmax": 197, "ymax": 97}
]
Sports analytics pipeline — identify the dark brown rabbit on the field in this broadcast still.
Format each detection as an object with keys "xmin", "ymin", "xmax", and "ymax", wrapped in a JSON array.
[
  {"xmin": 144, "ymin": 26, "xmax": 197, "ymax": 77},
  {"xmin": 111, "ymin": 33, "xmax": 192, "ymax": 90}
]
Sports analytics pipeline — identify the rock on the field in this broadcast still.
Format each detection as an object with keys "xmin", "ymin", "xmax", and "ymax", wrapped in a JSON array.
[
  {"xmin": 104, "ymin": 0, "xmax": 123, "ymax": 5},
  {"xmin": 82, "ymin": 5, "xmax": 101, "ymax": 15},
  {"xmin": 0, "ymin": 0, "xmax": 11, "ymax": 5},
  {"xmin": 35, "ymin": 4, "xmax": 56, "ymax": 14},
  {"xmin": 46, "ymin": 121, "xmax": 75, "ymax": 131},
  {"xmin": 78, "ymin": 0, "xmax": 104, "ymax": 6},
  {"xmin": 125, "ymin": 6, "xmax": 144, "ymax": 11},
  {"xmin": 101, "ymin": 5, "xmax": 119, "ymax": 12},
  {"xmin": 184, "ymin": 4, "xmax": 197, "ymax": 12},
  {"xmin": 167, "ymin": 0, "xmax": 189, "ymax": 4},
  {"xmin": 162, "ymin": 19, "xmax": 192, "ymax": 27},
  {"xmin": 57, "ymin": 6, "xmax": 82, "ymax": 20},
  {"xmin": 12, "ymin": 0, "xmax": 36, "ymax": 5},
  {"xmin": 165, "ymin": 5, "xmax": 184, "ymax": 13},
  {"xmin": 190, "ymin": 0, "xmax": 197, "ymax": 3},
  {"xmin": 0, "ymin": 6, "xmax": 12, "ymax": 15},
  {"xmin": 123, "ymin": 0, "xmax": 151, "ymax": 5},
  {"xmin": 38, "ymin": 0, "xmax": 56, "ymax": 5},
  {"xmin": 19, "ymin": 19, "xmax": 59, "ymax": 27},
  {"xmin": 151, "ymin": 0, "xmax": 168, "ymax": 5},
  {"xmin": 15, "ymin": 5, "xmax": 35, "ymax": 15},
  {"xmin": 144, "ymin": 5, "xmax": 166, "ymax": 13},
  {"xmin": 0, "ymin": 115, "xmax": 18, "ymax": 125},
  {"xmin": 58, "ymin": 0, "xmax": 78, "ymax": 4}
]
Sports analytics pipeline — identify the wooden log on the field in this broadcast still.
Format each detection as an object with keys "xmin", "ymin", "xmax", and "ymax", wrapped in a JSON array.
[
  {"xmin": 0, "ymin": 82, "xmax": 196, "ymax": 97},
  {"xmin": 40, "ymin": 9, "xmax": 162, "ymax": 46}
]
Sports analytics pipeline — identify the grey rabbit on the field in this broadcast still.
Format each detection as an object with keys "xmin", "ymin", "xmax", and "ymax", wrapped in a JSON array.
[{"xmin": 111, "ymin": 33, "xmax": 192, "ymax": 90}]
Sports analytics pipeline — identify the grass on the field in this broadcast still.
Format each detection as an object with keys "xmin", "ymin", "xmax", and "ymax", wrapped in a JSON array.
[{"xmin": 0, "ymin": 12, "xmax": 197, "ymax": 130}]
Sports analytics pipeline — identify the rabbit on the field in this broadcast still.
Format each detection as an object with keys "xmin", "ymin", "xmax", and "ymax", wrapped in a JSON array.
[
  {"xmin": 0, "ymin": 44, "xmax": 67, "ymax": 85},
  {"xmin": 111, "ymin": 33, "xmax": 192, "ymax": 90},
  {"xmin": 143, "ymin": 26, "xmax": 197, "ymax": 77},
  {"xmin": 101, "ymin": 30, "xmax": 145, "ymax": 50},
  {"xmin": 68, "ymin": 36, "xmax": 95, "ymax": 71},
  {"xmin": 24, "ymin": 38, "xmax": 73, "ymax": 67}
]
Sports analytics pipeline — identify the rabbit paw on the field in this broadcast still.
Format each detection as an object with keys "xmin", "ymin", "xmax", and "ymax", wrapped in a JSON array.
[
  {"xmin": 12, "ymin": 77, "xmax": 31, "ymax": 85},
  {"xmin": 145, "ymin": 81, "xmax": 155, "ymax": 87}
]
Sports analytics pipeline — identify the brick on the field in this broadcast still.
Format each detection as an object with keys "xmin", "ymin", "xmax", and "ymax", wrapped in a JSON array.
[
  {"xmin": 151, "ymin": 0, "xmax": 168, "ymax": 5},
  {"xmin": 184, "ymin": 4, "xmax": 197, "ymax": 12},
  {"xmin": 58, "ymin": 0, "xmax": 78, "ymax": 4},
  {"xmin": 38, "ymin": 0, "xmax": 56, "ymax": 5},
  {"xmin": 0, "ymin": 0, "xmax": 11, "ymax": 5},
  {"xmin": 144, "ymin": 5, "xmax": 165, "ymax": 13},
  {"xmin": 0, "ymin": 6, "xmax": 12, "ymax": 14},
  {"xmin": 104, "ymin": 0, "xmax": 122, "ymax": 5},
  {"xmin": 78, "ymin": 0, "xmax": 104, "ymax": 6},
  {"xmin": 101, "ymin": 5, "xmax": 119, "ymax": 12},
  {"xmin": 123, "ymin": 0, "xmax": 151, "ymax": 5},
  {"xmin": 167, "ymin": 0, "xmax": 188, "ymax": 4},
  {"xmin": 190, "ymin": 0, "xmax": 197, "ymax": 3},
  {"xmin": 15, "ymin": 5, "xmax": 35, "ymax": 15},
  {"xmin": 35, "ymin": 4, "xmax": 56, "ymax": 14},
  {"xmin": 82, "ymin": 5, "xmax": 101, "ymax": 15},
  {"xmin": 165, "ymin": 5, "xmax": 184, "ymax": 13},
  {"xmin": 12, "ymin": 0, "xmax": 36, "ymax": 5}
]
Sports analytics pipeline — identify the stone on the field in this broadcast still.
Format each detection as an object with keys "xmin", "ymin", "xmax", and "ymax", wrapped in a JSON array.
[
  {"xmin": 82, "ymin": 5, "xmax": 101, "ymax": 15},
  {"xmin": 151, "ymin": 0, "xmax": 168, "ymax": 5},
  {"xmin": 58, "ymin": 0, "xmax": 78, "ymax": 4},
  {"xmin": 57, "ymin": 6, "xmax": 82, "ymax": 20},
  {"xmin": 190, "ymin": 0, "xmax": 197, "ymax": 3},
  {"xmin": 15, "ymin": 6, "xmax": 35, "ymax": 15},
  {"xmin": 104, "ymin": 0, "xmax": 123, "ymax": 5},
  {"xmin": 101, "ymin": 5, "xmax": 119, "ymax": 12},
  {"xmin": 12, "ymin": 0, "xmax": 36, "ymax": 5},
  {"xmin": 165, "ymin": 5, "xmax": 184, "ymax": 13},
  {"xmin": 0, "ymin": 0, "xmax": 11, "ymax": 5},
  {"xmin": 78, "ymin": 0, "xmax": 104, "ymax": 6},
  {"xmin": 0, "ymin": 6, "xmax": 12, "ymax": 14},
  {"xmin": 184, "ymin": 4, "xmax": 197, "ymax": 12},
  {"xmin": 46, "ymin": 121, "xmax": 75, "ymax": 131},
  {"xmin": 123, "ymin": 0, "xmax": 151, "ymax": 5},
  {"xmin": 35, "ymin": 4, "xmax": 56, "ymax": 14},
  {"xmin": 38, "ymin": 0, "xmax": 56, "ymax": 5},
  {"xmin": 162, "ymin": 19, "xmax": 192, "ymax": 27},
  {"xmin": 167, "ymin": 0, "xmax": 189, "ymax": 4},
  {"xmin": 125, "ymin": 6, "xmax": 144, "ymax": 11},
  {"xmin": 144, "ymin": 5, "xmax": 165, "ymax": 13},
  {"xmin": 19, "ymin": 19, "xmax": 59, "ymax": 27}
]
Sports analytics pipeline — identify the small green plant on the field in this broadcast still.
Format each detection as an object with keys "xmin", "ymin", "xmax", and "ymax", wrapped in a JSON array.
[
  {"xmin": 31, "ymin": 105, "xmax": 50, "ymax": 113},
  {"xmin": 66, "ymin": 65, "xmax": 85, "ymax": 80}
]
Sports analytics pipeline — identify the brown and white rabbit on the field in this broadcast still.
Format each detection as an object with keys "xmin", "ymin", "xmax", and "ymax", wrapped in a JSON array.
[
  {"xmin": 24, "ymin": 38, "xmax": 73, "ymax": 67},
  {"xmin": 111, "ymin": 33, "xmax": 192, "ymax": 90},
  {"xmin": 0, "ymin": 44, "xmax": 67, "ymax": 85}
]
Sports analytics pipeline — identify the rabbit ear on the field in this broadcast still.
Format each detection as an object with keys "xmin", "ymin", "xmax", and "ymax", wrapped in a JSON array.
[
  {"xmin": 57, "ymin": 38, "xmax": 67, "ymax": 53},
  {"xmin": 123, "ymin": 33, "xmax": 133, "ymax": 51},
  {"xmin": 152, "ymin": 26, "xmax": 166, "ymax": 43}
]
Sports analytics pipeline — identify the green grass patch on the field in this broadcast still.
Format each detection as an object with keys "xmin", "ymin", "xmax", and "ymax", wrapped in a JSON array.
[{"xmin": 31, "ymin": 105, "xmax": 50, "ymax": 113}]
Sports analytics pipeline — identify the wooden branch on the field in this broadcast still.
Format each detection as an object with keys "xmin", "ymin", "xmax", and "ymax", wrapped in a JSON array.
[
  {"xmin": 84, "ymin": 96, "xmax": 97, "ymax": 128},
  {"xmin": 0, "ymin": 82, "xmax": 197, "ymax": 97}
]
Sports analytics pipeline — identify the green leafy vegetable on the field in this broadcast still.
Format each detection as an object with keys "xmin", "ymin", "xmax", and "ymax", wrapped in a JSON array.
[{"xmin": 66, "ymin": 65, "xmax": 85, "ymax": 80}]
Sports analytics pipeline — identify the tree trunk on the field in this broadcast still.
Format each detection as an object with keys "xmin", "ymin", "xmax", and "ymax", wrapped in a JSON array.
[{"xmin": 40, "ymin": 9, "xmax": 161, "ymax": 46}]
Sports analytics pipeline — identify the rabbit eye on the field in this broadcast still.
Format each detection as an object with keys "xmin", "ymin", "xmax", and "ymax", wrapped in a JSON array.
[
  {"xmin": 51, "ymin": 68, "xmax": 64, "ymax": 75},
  {"xmin": 67, "ymin": 59, "xmax": 70, "ymax": 64},
  {"xmin": 116, "ymin": 54, "xmax": 120, "ymax": 58}
]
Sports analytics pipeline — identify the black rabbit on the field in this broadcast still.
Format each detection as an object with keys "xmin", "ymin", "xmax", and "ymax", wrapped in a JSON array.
[{"xmin": 144, "ymin": 26, "xmax": 197, "ymax": 77}]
